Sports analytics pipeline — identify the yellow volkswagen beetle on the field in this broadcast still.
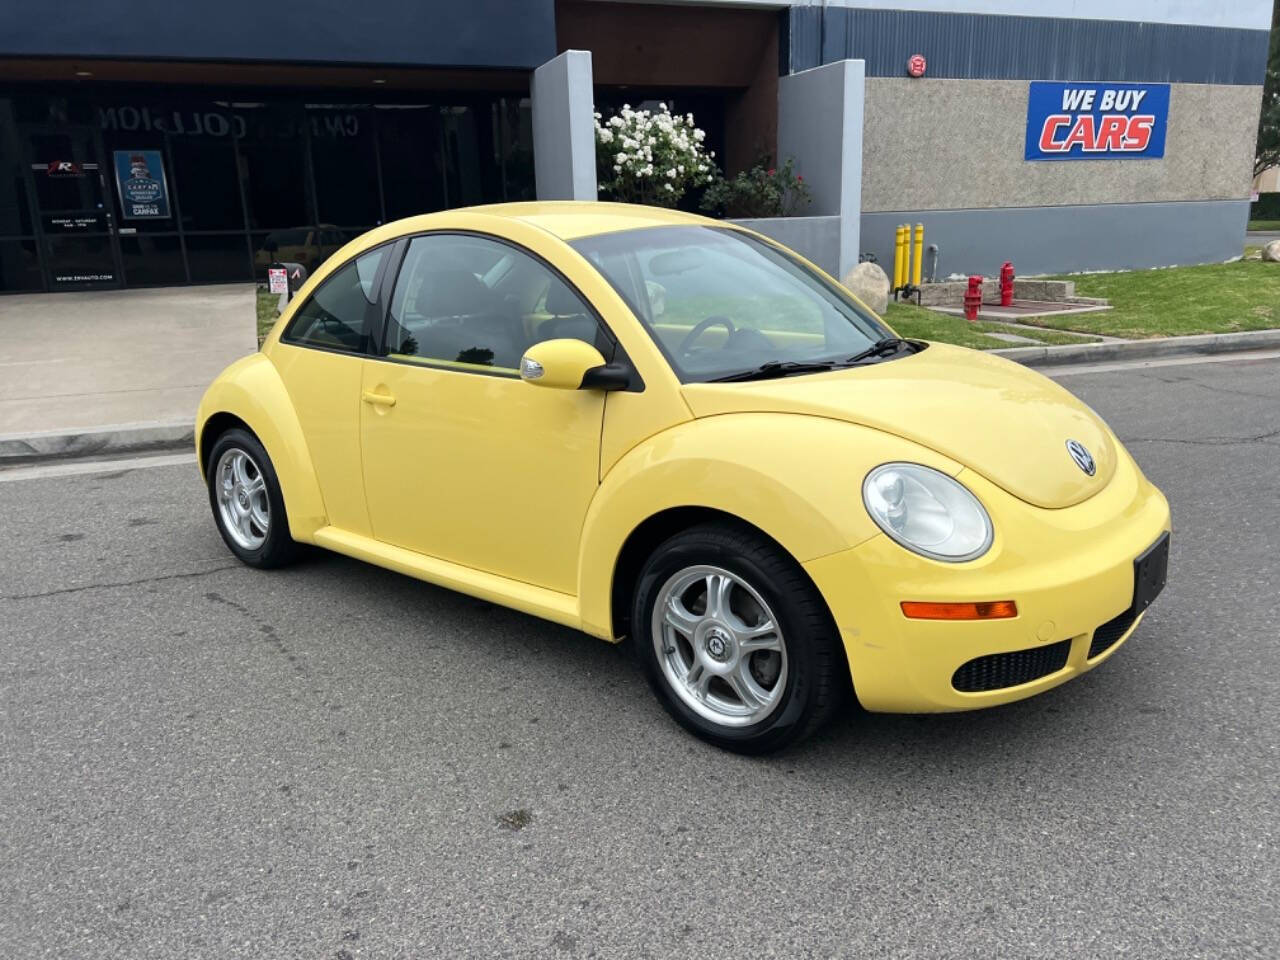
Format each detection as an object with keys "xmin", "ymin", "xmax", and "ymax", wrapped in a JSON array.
[{"xmin": 197, "ymin": 202, "xmax": 1170, "ymax": 753}]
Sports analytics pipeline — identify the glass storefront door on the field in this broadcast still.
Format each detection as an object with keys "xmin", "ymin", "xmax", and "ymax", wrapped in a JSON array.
[{"xmin": 23, "ymin": 126, "xmax": 122, "ymax": 290}]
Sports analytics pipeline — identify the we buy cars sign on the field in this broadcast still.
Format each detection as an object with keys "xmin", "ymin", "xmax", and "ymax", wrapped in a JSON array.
[{"xmin": 1024, "ymin": 82, "xmax": 1169, "ymax": 160}]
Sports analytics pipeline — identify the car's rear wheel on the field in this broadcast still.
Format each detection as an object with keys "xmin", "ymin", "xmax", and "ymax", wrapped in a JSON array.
[
  {"xmin": 631, "ymin": 522, "xmax": 847, "ymax": 753},
  {"xmin": 206, "ymin": 427, "xmax": 301, "ymax": 569}
]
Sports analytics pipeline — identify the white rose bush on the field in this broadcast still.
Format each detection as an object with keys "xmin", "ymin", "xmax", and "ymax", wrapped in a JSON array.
[{"xmin": 595, "ymin": 103, "xmax": 716, "ymax": 207}]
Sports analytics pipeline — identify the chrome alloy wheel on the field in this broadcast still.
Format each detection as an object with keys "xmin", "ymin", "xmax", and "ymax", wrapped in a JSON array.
[
  {"xmin": 215, "ymin": 447, "xmax": 270, "ymax": 550},
  {"xmin": 651, "ymin": 564, "xmax": 788, "ymax": 727}
]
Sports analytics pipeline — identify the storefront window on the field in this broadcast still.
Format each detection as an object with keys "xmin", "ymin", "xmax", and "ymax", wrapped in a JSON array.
[
  {"xmin": 119, "ymin": 235, "xmax": 186, "ymax": 286},
  {"xmin": 377, "ymin": 105, "xmax": 447, "ymax": 221},
  {"xmin": 237, "ymin": 103, "xmax": 311, "ymax": 230},
  {"xmin": 1, "ymin": 89, "xmax": 536, "ymax": 294},
  {"xmin": 0, "ymin": 238, "xmax": 42, "ymax": 292},
  {"xmin": 185, "ymin": 233, "xmax": 251, "ymax": 283},
  {"xmin": 309, "ymin": 106, "xmax": 381, "ymax": 228},
  {"xmin": 171, "ymin": 138, "xmax": 243, "ymax": 231}
]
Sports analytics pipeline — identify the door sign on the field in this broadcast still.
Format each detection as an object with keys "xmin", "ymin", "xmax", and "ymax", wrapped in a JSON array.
[{"xmin": 112, "ymin": 149, "xmax": 172, "ymax": 219}]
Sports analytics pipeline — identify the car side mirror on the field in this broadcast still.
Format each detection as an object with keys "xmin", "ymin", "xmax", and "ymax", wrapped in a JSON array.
[{"xmin": 519, "ymin": 338, "xmax": 629, "ymax": 391}]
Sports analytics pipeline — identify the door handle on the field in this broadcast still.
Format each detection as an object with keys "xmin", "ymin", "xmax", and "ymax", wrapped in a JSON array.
[{"xmin": 362, "ymin": 389, "xmax": 396, "ymax": 408}]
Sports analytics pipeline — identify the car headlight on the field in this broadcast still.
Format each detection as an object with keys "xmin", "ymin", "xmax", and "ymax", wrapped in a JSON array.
[{"xmin": 862, "ymin": 463, "xmax": 993, "ymax": 562}]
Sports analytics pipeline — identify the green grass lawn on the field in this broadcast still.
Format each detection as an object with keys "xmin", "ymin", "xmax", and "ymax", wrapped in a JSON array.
[
  {"xmin": 883, "ymin": 302, "xmax": 1100, "ymax": 350},
  {"xmin": 1248, "ymin": 220, "xmax": 1280, "ymax": 231},
  {"xmin": 257, "ymin": 289, "xmax": 280, "ymax": 341},
  {"xmin": 1026, "ymin": 257, "xmax": 1280, "ymax": 339}
]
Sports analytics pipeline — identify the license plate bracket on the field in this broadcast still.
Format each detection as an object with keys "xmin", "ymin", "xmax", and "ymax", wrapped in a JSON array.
[{"xmin": 1132, "ymin": 531, "xmax": 1169, "ymax": 615}]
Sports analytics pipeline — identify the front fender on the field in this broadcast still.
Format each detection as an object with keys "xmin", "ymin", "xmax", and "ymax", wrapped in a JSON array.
[
  {"xmin": 195, "ymin": 353, "xmax": 327, "ymax": 540},
  {"xmin": 576, "ymin": 413, "xmax": 963, "ymax": 638}
]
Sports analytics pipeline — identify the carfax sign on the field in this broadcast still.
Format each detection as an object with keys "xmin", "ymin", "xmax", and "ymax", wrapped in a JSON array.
[
  {"xmin": 112, "ymin": 149, "xmax": 172, "ymax": 219},
  {"xmin": 1024, "ymin": 82, "xmax": 1170, "ymax": 161}
]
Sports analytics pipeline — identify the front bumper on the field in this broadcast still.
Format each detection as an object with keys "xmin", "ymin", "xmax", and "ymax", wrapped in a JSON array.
[{"xmin": 803, "ymin": 454, "xmax": 1171, "ymax": 713}]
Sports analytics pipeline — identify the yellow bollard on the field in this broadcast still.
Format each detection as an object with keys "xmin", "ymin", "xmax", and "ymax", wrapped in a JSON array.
[
  {"xmin": 891, "ymin": 226, "xmax": 900, "ymax": 289},
  {"xmin": 893, "ymin": 225, "xmax": 907, "ymax": 290},
  {"xmin": 912, "ymin": 223, "xmax": 925, "ymax": 288},
  {"xmin": 900, "ymin": 225, "xmax": 910, "ymax": 290}
]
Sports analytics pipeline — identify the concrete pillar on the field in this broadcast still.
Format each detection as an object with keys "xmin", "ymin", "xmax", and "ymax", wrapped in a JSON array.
[
  {"xmin": 777, "ymin": 59, "xmax": 865, "ymax": 279},
  {"xmin": 531, "ymin": 50, "xmax": 598, "ymax": 201}
]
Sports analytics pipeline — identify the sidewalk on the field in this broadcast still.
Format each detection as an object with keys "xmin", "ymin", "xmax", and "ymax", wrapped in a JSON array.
[{"xmin": 0, "ymin": 284, "xmax": 256, "ymax": 453}]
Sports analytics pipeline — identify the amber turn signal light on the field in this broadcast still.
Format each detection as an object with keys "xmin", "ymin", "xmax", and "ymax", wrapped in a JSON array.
[{"xmin": 900, "ymin": 600, "xmax": 1018, "ymax": 620}]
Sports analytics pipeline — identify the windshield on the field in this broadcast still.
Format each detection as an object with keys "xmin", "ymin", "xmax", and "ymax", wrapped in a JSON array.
[{"xmin": 571, "ymin": 225, "xmax": 895, "ymax": 382}]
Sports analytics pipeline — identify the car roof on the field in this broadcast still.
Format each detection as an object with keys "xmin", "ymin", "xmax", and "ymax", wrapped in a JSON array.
[
  {"xmin": 369, "ymin": 201, "xmax": 714, "ymax": 245},
  {"xmin": 465, "ymin": 201, "xmax": 714, "ymax": 240}
]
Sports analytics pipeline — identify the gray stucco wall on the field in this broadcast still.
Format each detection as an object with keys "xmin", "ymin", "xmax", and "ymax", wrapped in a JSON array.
[
  {"xmin": 861, "ymin": 79, "xmax": 1262, "ymax": 213},
  {"xmin": 729, "ymin": 216, "xmax": 842, "ymax": 277},
  {"xmin": 531, "ymin": 51, "xmax": 598, "ymax": 202},
  {"xmin": 861, "ymin": 200, "xmax": 1251, "ymax": 277}
]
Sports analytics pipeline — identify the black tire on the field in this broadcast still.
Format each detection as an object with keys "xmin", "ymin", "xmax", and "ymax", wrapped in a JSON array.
[
  {"xmin": 205, "ymin": 427, "xmax": 302, "ymax": 569},
  {"xmin": 631, "ymin": 521, "xmax": 848, "ymax": 754}
]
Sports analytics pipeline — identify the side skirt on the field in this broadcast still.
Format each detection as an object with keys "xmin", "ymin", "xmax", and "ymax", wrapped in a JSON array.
[{"xmin": 311, "ymin": 526, "xmax": 584, "ymax": 632}]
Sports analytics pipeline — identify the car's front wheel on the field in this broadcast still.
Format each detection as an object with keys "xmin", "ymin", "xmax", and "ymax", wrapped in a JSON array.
[
  {"xmin": 205, "ymin": 427, "xmax": 301, "ymax": 569},
  {"xmin": 632, "ymin": 522, "xmax": 847, "ymax": 753}
]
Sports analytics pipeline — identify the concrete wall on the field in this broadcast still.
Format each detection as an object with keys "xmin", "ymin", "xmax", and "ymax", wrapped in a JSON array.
[
  {"xmin": 861, "ymin": 200, "xmax": 1251, "ymax": 277},
  {"xmin": 531, "ymin": 51, "xmax": 598, "ymax": 201},
  {"xmin": 777, "ymin": 60, "xmax": 864, "ymax": 278},
  {"xmin": 730, "ymin": 216, "xmax": 842, "ymax": 277},
  {"xmin": 862, "ymin": 80, "xmax": 1262, "ymax": 212}
]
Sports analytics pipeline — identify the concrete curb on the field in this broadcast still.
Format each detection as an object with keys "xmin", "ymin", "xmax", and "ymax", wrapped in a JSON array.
[
  {"xmin": 993, "ymin": 329, "xmax": 1280, "ymax": 368},
  {"xmin": 0, "ymin": 421, "xmax": 194, "ymax": 466}
]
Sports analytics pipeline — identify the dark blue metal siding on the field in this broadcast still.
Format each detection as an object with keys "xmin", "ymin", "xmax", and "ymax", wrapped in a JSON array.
[
  {"xmin": 787, "ymin": 7, "xmax": 1269, "ymax": 85},
  {"xmin": 0, "ymin": 0, "xmax": 555, "ymax": 70}
]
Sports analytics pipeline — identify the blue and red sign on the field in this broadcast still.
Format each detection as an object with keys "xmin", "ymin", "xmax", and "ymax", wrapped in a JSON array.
[
  {"xmin": 1025, "ymin": 82, "xmax": 1169, "ymax": 161},
  {"xmin": 112, "ymin": 149, "xmax": 172, "ymax": 219}
]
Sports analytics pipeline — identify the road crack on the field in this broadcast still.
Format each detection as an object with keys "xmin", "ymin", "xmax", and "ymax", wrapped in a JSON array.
[
  {"xmin": 0, "ymin": 563, "xmax": 239, "ymax": 601},
  {"xmin": 1124, "ymin": 426, "xmax": 1280, "ymax": 447}
]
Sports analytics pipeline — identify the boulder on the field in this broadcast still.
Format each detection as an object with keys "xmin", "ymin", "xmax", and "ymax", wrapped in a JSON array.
[
  {"xmin": 1263, "ymin": 240, "xmax": 1280, "ymax": 262},
  {"xmin": 841, "ymin": 260, "xmax": 891, "ymax": 314}
]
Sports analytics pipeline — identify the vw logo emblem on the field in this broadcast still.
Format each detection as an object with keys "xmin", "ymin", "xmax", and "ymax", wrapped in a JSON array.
[{"xmin": 1066, "ymin": 439, "xmax": 1096, "ymax": 476}]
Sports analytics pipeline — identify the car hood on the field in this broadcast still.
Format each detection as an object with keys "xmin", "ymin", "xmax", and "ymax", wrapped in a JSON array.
[{"xmin": 679, "ymin": 343, "xmax": 1117, "ymax": 509}]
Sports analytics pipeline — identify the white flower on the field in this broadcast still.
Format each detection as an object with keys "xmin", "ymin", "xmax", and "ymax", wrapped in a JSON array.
[
  {"xmin": 666, "ymin": 168, "xmax": 677, "ymax": 179},
  {"xmin": 693, "ymin": 129, "xmax": 705, "ymax": 142},
  {"xmin": 664, "ymin": 183, "xmax": 674, "ymax": 192}
]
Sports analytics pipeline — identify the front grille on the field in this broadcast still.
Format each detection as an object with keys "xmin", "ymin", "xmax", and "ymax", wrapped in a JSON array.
[
  {"xmin": 952, "ymin": 639, "xmax": 1072, "ymax": 693},
  {"xmin": 1088, "ymin": 608, "xmax": 1139, "ymax": 659}
]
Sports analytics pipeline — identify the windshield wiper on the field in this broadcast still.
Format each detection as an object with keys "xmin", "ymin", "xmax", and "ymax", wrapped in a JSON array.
[
  {"xmin": 710, "ymin": 360, "xmax": 843, "ymax": 383},
  {"xmin": 710, "ymin": 338, "xmax": 917, "ymax": 383},
  {"xmin": 846, "ymin": 337, "xmax": 914, "ymax": 365}
]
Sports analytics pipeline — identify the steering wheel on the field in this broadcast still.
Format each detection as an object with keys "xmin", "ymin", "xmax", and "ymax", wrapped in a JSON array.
[{"xmin": 679, "ymin": 315, "xmax": 736, "ymax": 354}]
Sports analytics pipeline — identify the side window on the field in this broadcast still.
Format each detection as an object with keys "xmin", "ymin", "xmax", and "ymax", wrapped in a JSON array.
[
  {"xmin": 283, "ymin": 247, "xmax": 384, "ymax": 353},
  {"xmin": 383, "ymin": 234, "xmax": 600, "ymax": 373}
]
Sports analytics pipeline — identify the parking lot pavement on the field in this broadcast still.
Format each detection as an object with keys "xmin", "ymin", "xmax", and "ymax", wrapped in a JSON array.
[{"xmin": 2, "ymin": 355, "xmax": 1277, "ymax": 959}]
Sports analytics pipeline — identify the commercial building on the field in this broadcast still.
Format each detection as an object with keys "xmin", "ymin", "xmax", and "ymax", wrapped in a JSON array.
[{"xmin": 0, "ymin": 0, "xmax": 1270, "ymax": 294}]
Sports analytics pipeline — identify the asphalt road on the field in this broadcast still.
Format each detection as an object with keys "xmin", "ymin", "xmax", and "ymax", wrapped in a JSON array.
[{"xmin": 2, "ymin": 354, "xmax": 1278, "ymax": 959}]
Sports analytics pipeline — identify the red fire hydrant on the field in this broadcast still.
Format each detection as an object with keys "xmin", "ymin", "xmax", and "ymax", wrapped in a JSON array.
[
  {"xmin": 964, "ymin": 275, "xmax": 983, "ymax": 322},
  {"xmin": 999, "ymin": 261, "xmax": 1015, "ymax": 307}
]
